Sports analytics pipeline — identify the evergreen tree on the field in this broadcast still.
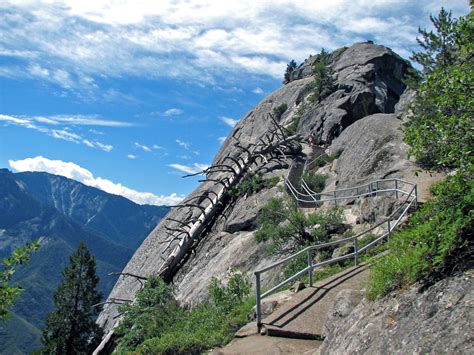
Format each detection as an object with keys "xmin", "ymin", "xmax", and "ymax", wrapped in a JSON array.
[
  {"xmin": 311, "ymin": 48, "xmax": 335, "ymax": 103},
  {"xmin": 411, "ymin": 7, "xmax": 459, "ymax": 75},
  {"xmin": 40, "ymin": 242, "xmax": 103, "ymax": 354},
  {"xmin": 283, "ymin": 59, "xmax": 297, "ymax": 84},
  {"xmin": 405, "ymin": 9, "xmax": 473, "ymax": 170}
]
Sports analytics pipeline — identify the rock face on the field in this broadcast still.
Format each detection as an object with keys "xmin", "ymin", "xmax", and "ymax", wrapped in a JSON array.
[
  {"xmin": 97, "ymin": 42, "xmax": 418, "ymax": 334},
  {"xmin": 321, "ymin": 113, "xmax": 416, "ymax": 194},
  {"xmin": 318, "ymin": 270, "xmax": 474, "ymax": 354},
  {"xmin": 297, "ymin": 43, "xmax": 410, "ymax": 145}
]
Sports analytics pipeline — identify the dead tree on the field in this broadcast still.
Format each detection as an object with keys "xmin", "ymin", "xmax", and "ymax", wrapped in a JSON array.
[{"xmin": 156, "ymin": 114, "xmax": 302, "ymax": 282}]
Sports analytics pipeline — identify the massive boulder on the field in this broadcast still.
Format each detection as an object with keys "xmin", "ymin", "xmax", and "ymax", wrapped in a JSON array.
[
  {"xmin": 318, "ymin": 270, "xmax": 474, "ymax": 353},
  {"xmin": 296, "ymin": 43, "xmax": 410, "ymax": 144},
  {"xmin": 97, "ymin": 42, "xmax": 418, "ymax": 334},
  {"xmin": 326, "ymin": 113, "xmax": 415, "ymax": 189}
]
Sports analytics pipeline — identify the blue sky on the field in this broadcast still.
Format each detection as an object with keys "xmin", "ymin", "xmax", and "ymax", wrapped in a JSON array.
[{"xmin": 0, "ymin": 1, "xmax": 470, "ymax": 205}]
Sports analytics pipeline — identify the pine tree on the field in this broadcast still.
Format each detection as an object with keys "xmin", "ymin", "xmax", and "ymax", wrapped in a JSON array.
[
  {"xmin": 283, "ymin": 59, "xmax": 297, "ymax": 84},
  {"xmin": 411, "ymin": 7, "xmax": 458, "ymax": 75},
  {"xmin": 311, "ymin": 48, "xmax": 335, "ymax": 103},
  {"xmin": 405, "ymin": 8, "xmax": 473, "ymax": 170},
  {"xmin": 40, "ymin": 242, "xmax": 103, "ymax": 354}
]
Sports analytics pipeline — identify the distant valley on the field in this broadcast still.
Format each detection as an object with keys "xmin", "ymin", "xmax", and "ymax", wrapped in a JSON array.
[{"xmin": 0, "ymin": 169, "xmax": 169, "ymax": 354}]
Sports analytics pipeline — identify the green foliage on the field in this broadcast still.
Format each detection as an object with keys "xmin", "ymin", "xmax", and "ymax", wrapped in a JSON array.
[
  {"xmin": 285, "ymin": 116, "xmax": 300, "ymax": 136},
  {"xmin": 272, "ymin": 103, "xmax": 288, "ymax": 120},
  {"xmin": 402, "ymin": 66, "xmax": 422, "ymax": 90},
  {"xmin": 307, "ymin": 152, "xmax": 341, "ymax": 170},
  {"xmin": 411, "ymin": 7, "xmax": 459, "ymax": 75},
  {"xmin": 209, "ymin": 270, "xmax": 252, "ymax": 312},
  {"xmin": 284, "ymin": 100, "xmax": 308, "ymax": 135},
  {"xmin": 228, "ymin": 174, "xmax": 280, "ymax": 198},
  {"xmin": 367, "ymin": 169, "xmax": 473, "ymax": 299},
  {"xmin": 404, "ymin": 61, "xmax": 474, "ymax": 170},
  {"xmin": 116, "ymin": 271, "xmax": 253, "ymax": 354},
  {"xmin": 311, "ymin": 48, "xmax": 336, "ymax": 103},
  {"xmin": 0, "ymin": 240, "xmax": 40, "ymax": 320},
  {"xmin": 405, "ymin": 9, "xmax": 473, "ymax": 171},
  {"xmin": 367, "ymin": 8, "xmax": 473, "ymax": 300},
  {"xmin": 256, "ymin": 197, "xmax": 343, "ymax": 254},
  {"xmin": 332, "ymin": 46, "xmax": 348, "ymax": 61},
  {"xmin": 40, "ymin": 242, "xmax": 103, "ymax": 354},
  {"xmin": 301, "ymin": 172, "xmax": 327, "ymax": 193},
  {"xmin": 115, "ymin": 276, "xmax": 178, "ymax": 351},
  {"xmin": 283, "ymin": 60, "xmax": 298, "ymax": 84}
]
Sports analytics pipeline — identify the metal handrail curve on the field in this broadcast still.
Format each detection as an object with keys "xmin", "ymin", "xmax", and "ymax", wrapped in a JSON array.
[{"xmin": 254, "ymin": 178, "xmax": 418, "ymax": 330}]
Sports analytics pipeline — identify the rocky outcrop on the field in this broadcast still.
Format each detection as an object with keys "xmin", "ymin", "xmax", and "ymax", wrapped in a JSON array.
[
  {"xmin": 97, "ymin": 42, "xmax": 418, "ymax": 334},
  {"xmin": 325, "ymin": 113, "xmax": 415, "ymax": 190},
  {"xmin": 318, "ymin": 270, "xmax": 474, "ymax": 354},
  {"xmin": 297, "ymin": 42, "xmax": 410, "ymax": 145}
]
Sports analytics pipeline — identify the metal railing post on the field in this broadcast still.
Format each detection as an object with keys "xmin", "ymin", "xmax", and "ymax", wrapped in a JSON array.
[
  {"xmin": 354, "ymin": 238, "xmax": 358, "ymax": 266},
  {"xmin": 307, "ymin": 249, "xmax": 313, "ymax": 287},
  {"xmin": 414, "ymin": 185, "xmax": 418, "ymax": 210},
  {"xmin": 255, "ymin": 272, "xmax": 262, "ymax": 332},
  {"xmin": 376, "ymin": 181, "xmax": 379, "ymax": 197},
  {"xmin": 387, "ymin": 218, "xmax": 391, "ymax": 239}
]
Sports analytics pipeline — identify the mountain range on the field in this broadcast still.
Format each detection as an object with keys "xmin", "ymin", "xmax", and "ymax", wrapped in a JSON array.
[{"xmin": 0, "ymin": 168, "xmax": 169, "ymax": 354}]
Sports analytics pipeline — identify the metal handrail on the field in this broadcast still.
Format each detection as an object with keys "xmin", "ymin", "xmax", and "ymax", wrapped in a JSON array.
[
  {"xmin": 254, "ymin": 178, "xmax": 417, "ymax": 330},
  {"xmin": 286, "ymin": 177, "xmax": 416, "ymax": 205}
]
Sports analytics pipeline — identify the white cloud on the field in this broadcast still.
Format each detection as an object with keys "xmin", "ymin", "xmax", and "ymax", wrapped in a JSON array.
[
  {"xmin": 134, "ymin": 142, "xmax": 151, "ymax": 152},
  {"xmin": 0, "ymin": 113, "xmax": 132, "ymax": 127},
  {"xmin": 221, "ymin": 116, "xmax": 239, "ymax": 128},
  {"xmin": 0, "ymin": 113, "xmax": 114, "ymax": 151},
  {"xmin": 252, "ymin": 87, "xmax": 263, "ymax": 94},
  {"xmin": 168, "ymin": 162, "xmax": 209, "ymax": 175},
  {"xmin": 175, "ymin": 139, "xmax": 200, "ymax": 155},
  {"xmin": 153, "ymin": 144, "xmax": 164, "ymax": 150},
  {"xmin": 163, "ymin": 108, "xmax": 184, "ymax": 116},
  {"xmin": 94, "ymin": 141, "xmax": 113, "ymax": 152},
  {"xmin": 9, "ymin": 156, "xmax": 183, "ymax": 205},
  {"xmin": 176, "ymin": 139, "xmax": 190, "ymax": 150},
  {"xmin": 127, "ymin": 154, "xmax": 137, "ymax": 159},
  {"xmin": 2, "ymin": 0, "xmax": 469, "ymax": 92}
]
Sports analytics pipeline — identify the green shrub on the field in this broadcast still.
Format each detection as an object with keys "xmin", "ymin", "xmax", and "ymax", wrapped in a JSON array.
[
  {"xmin": 210, "ymin": 270, "xmax": 251, "ymax": 312},
  {"xmin": 228, "ymin": 174, "xmax": 280, "ymax": 198},
  {"xmin": 284, "ymin": 100, "xmax": 308, "ymax": 136},
  {"xmin": 272, "ymin": 103, "xmax": 288, "ymax": 120},
  {"xmin": 311, "ymin": 152, "xmax": 341, "ymax": 168},
  {"xmin": 256, "ymin": 197, "xmax": 343, "ymax": 254},
  {"xmin": 285, "ymin": 116, "xmax": 300, "ymax": 136},
  {"xmin": 367, "ymin": 170, "xmax": 473, "ymax": 299},
  {"xmin": 115, "ymin": 276, "xmax": 180, "ymax": 351},
  {"xmin": 301, "ymin": 172, "xmax": 326, "ymax": 193},
  {"xmin": 115, "ymin": 271, "xmax": 254, "ymax": 354}
]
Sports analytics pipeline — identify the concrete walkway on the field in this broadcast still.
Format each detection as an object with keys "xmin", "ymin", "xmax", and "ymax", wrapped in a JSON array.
[
  {"xmin": 212, "ymin": 264, "xmax": 370, "ymax": 354},
  {"xmin": 262, "ymin": 264, "xmax": 370, "ymax": 339}
]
